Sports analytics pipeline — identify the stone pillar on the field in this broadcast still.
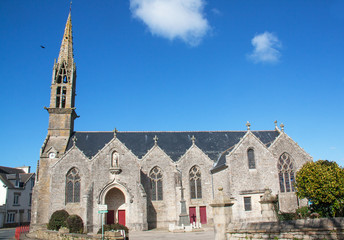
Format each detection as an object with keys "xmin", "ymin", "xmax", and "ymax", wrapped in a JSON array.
[
  {"xmin": 210, "ymin": 187, "xmax": 234, "ymax": 240},
  {"xmin": 259, "ymin": 188, "xmax": 278, "ymax": 222}
]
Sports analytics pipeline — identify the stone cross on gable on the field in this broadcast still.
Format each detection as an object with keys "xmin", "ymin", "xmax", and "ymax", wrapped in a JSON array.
[
  {"xmin": 72, "ymin": 135, "xmax": 77, "ymax": 145},
  {"xmin": 246, "ymin": 121, "xmax": 251, "ymax": 130},
  {"xmin": 153, "ymin": 135, "xmax": 158, "ymax": 145},
  {"xmin": 191, "ymin": 135, "xmax": 196, "ymax": 144}
]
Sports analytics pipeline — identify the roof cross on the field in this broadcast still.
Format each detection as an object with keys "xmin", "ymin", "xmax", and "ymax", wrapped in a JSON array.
[
  {"xmin": 153, "ymin": 135, "xmax": 158, "ymax": 145},
  {"xmin": 191, "ymin": 135, "xmax": 196, "ymax": 144},
  {"xmin": 72, "ymin": 135, "xmax": 77, "ymax": 145}
]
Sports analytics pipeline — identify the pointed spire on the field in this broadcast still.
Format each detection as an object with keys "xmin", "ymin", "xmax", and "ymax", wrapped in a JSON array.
[{"xmin": 57, "ymin": 11, "xmax": 74, "ymax": 65}]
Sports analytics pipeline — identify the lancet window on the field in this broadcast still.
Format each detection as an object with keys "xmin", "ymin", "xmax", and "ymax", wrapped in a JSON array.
[
  {"xmin": 247, "ymin": 148, "xmax": 256, "ymax": 169},
  {"xmin": 56, "ymin": 62, "xmax": 68, "ymax": 84},
  {"xmin": 56, "ymin": 86, "xmax": 67, "ymax": 108},
  {"xmin": 277, "ymin": 152, "xmax": 295, "ymax": 193},
  {"xmin": 149, "ymin": 166, "xmax": 163, "ymax": 201},
  {"xmin": 66, "ymin": 168, "xmax": 80, "ymax": 203},
  {"xmin": 189, "ymin": 165, "xmax": 202, "ymax": 199}
]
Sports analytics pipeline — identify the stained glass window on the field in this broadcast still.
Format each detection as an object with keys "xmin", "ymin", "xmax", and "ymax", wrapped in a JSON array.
[
  {"xmin": 150, "ymin": 167, "xmax": 163, "ymax": 201},
  {"xmin": 277, "ymin": 153, "xmax": 295, "ymax": 193},
  {"xmin": 66, "ymin": 168, "xmax": 80, "ymax": 203},
  {"xmin": 189, "ymin": 165, "xmax": 202, "ymax": 199}
]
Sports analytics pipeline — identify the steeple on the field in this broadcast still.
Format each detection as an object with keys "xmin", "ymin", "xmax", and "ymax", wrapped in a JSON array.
[
  {"xmin": 45, "ymin": 10, "xmax": 78, "ymax": 137},
  {"xmin": 57, "ymin": 12, "xmax": 74, "ymax": 66}
]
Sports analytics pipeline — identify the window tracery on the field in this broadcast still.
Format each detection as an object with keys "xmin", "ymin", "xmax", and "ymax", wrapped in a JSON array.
[
  {"xmin": 189, "ymin": 165, "xmax": 202, "ymax": 199},
  {"xmin": 149, "ymin": 167, "xmax": 163, "ymax": 201},
  {"xmin": 277, "ymin": 152, "xmax": 295, "ymax": 192},
  {"xmin": 66, "ymin": 168, "xmax": 80, "ymax": 203}
]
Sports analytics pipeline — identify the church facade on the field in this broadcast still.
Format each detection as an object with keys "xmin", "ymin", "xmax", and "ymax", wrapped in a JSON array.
[{"xmin": 31, "ymin": 12, "xmax": 312, "ymax": 233}]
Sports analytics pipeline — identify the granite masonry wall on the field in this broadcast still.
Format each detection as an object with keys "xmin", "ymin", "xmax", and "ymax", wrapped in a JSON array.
[{"xmin": 227, "ymin": 218, "xmax": 344, "ymax": 240}]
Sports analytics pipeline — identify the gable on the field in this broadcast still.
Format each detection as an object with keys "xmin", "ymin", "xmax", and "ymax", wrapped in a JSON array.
[{"xmin": 66, "ymin": 130, "xmax": 280, "ymax": 163}]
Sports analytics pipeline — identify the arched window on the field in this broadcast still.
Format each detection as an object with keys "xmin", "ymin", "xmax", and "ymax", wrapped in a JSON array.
[
  {"xmin": 277, "ymin": 153, "xmax": 295, "ymax": 193},
  {"xmin": 247, "ymin": 148, "xmax": 256, "ymax": 169},
  {"xmin": 66, "ymin": 168, "xmax": 80, "ymax": 203},
  {"xmin": 189, "ymin": 165, "xmax": 202, "ymax": 199},
  {"xmin": 149, "ymin": 167, "xmax": 163, "ymax": 201}
]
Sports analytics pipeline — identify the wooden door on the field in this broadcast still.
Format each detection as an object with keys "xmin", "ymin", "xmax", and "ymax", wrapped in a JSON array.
[
  {"xmin": 200, "ymin": 206, "xmax": 207, "ymax": 224},
  {"xmin": 107, "ymin": 210, "xmax": 114, "ymax": 224},
  {"xmin": 118, "ymin": 210, "xmax": 126, "ymax": 226},
  {"xmin": 189, "ymin": 207, "xmax": 196, "ymax": 223}
]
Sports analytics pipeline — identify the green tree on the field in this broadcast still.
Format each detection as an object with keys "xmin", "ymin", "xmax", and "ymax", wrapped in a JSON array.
[{"xmin": 295, "ymin": 160, "xmax": 344, "ymax": 217}]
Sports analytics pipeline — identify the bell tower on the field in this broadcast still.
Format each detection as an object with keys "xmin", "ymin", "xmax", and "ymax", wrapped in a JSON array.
[{"xmin": 45, "ymin": 11, "xmax": 78, "ymax": 137}]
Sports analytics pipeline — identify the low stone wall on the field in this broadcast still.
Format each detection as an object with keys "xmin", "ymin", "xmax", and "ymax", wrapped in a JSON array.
[
  {"xmin": 227, "ymin": 218, "xmax": 344, "ymax": 240},
  {"xmin": 28, "ymin": 229, "xmax": 125, "ymax": 240}
]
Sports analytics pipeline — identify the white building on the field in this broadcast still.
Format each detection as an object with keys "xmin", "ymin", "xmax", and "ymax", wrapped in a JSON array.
[{"xmin": 0, "ymin": 166, "xmax": 35, "ymax": 228}]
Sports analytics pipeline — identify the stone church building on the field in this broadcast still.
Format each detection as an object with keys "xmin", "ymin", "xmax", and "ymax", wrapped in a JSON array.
[{"xmin": 31, "ymin": 11, "xmax": 312, "ymax": 233}]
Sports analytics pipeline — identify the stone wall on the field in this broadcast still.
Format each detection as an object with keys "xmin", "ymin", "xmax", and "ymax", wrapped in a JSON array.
[
  {"xmin": 29, "ymin": 229, "xmax": 125, "ymax": 240},
  {"xmin": 227, "ymin": 218, "xmax": 344, "ymax": 240}
]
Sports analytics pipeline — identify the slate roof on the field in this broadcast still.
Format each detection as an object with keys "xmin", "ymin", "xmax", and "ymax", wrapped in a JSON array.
[
  {"xmin": 0, "ymin": 166, "xmax": 25, "ymax": 174},
  {"xmin": 66, "ymin": 130, "xmax": 280, "ymax": 165}
]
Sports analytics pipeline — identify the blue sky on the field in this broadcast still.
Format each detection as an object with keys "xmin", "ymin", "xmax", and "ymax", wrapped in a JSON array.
[{"xmin": 0, "ymin": 0, "xmax": 343, "ymax": 172}]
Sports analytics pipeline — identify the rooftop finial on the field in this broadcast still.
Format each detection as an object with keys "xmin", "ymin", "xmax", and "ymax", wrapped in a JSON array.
[
  {"xmin": 274, "ymin": 120, "xmax": 277, "ymax": 127},
  {"xmin": 191, "ymin": 135, "xmax": 196, "ymax": 144},
  {"xmin": 72, "ymin": 135, "xmax": 77, "ymax": 145},
  {"xmin": 280, "ymin": 123, "xmax": 284, "ymax": 132},
  {"xmin": 69, "ymin": 1, "xmax": 72, "ymax": 13},
  {"xmin": 113, "ymin": 128, "xmax": 118, "ymax": 137},
  {"xmin": 246, "ymin": 121, "xmax": 251, "ymax": 131},
  {"xmin": 153, "ymin": 135, "xmax": 159, "ymax": 145}
]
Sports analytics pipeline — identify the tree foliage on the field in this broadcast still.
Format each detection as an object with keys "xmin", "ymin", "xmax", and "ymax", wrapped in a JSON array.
[{"xmin": 295, "ymin": 160, "xmax": 344, "ymax": 217}]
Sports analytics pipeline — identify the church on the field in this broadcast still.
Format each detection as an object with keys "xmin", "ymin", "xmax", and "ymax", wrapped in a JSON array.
[{"xmin": 30, "ymin": 11, "xmax": 312, "ymax": 233}]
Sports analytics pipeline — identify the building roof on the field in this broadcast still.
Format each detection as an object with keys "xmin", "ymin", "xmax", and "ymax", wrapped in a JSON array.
[
  {"xmin": 0, "ymin": 166, "xmax": 25, "ymax": 174},
  {"xmin": 66, "ymin": 130, "xmax": 280, "ymax": 163}
]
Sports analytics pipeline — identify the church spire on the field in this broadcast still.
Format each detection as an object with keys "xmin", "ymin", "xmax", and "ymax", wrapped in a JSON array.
[
  {"xmin": 57, "ymin": 11, "xmax": 73, "ymax": 65},
  {"xmin": 46, "ymin": 9, "xmax": 78, "ymax": 137}
]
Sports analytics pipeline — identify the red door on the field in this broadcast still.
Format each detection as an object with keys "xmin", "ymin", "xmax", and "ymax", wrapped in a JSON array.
[
  {"xmin": 118, "ymin": 210, "xmax": 126, "ymax": 226},
  {"xmin": 200, "ymin": 206, "xmax": 207, "ymax": 224},
  {"xmin": 107, "ymin": 210, "xmax": 114, "ymax": 224},
  {"xmin": 189, "ymin": 207, "xmax": 196, "ymax": 223}
]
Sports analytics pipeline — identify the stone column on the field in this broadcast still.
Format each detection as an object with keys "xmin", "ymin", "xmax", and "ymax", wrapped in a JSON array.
[
  {"xmin": 259, "ymin": 188, "xmax": 278, "ymax": 222},
  {"xmin": 210, "ymin": 187, "xmax": 234, "ymax": 240}
]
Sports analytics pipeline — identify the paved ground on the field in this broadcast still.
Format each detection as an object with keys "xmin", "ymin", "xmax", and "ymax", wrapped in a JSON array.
[
  {"xmin": 129, "ymin": 229, "xmax": 215, "ymax": 240},
  {"xmin": 0, "ymin": 228, "xmax": 15, "ymax": 240},
  {"xmin": 19, "ymin": 228, "xmax": 215, "ymax": 240}
]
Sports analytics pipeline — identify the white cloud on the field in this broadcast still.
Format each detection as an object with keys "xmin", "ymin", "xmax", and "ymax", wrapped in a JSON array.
[
  {"xmin": 248, "ymin": 32, "xmax": 282, "ymax": 63},
  {"xmin": 129, "ymin": 0, "xmax": 210, "ymax": 46},
  {"xmin": 211, "ymin": 8, "xmax": 221, "ymax": 16}
]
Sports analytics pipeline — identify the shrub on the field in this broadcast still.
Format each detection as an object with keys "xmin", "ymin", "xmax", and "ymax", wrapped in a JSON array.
[
  {"xmin": 48, "ymin": 210, "xmax": 69, "ymax": 231},
  {"xmin": 66, "ymin": 214, "xmax": 84, "ymax": 233},
  {"xmin": 296, "ymin": 206, "xmax": 310, "ymax": 219},
  {"xmin": 277, "ymin": 212, "xmax": 297, "ymax": 221},
  {"xmin": 97, "ymin": 223, "xmax": 128, "ymax": 234}
]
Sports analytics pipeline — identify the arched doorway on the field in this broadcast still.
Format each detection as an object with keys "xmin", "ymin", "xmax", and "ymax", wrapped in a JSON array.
[{"xmin": 105, "ymin": 188, "xmax": 126, "ymax": 226}]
